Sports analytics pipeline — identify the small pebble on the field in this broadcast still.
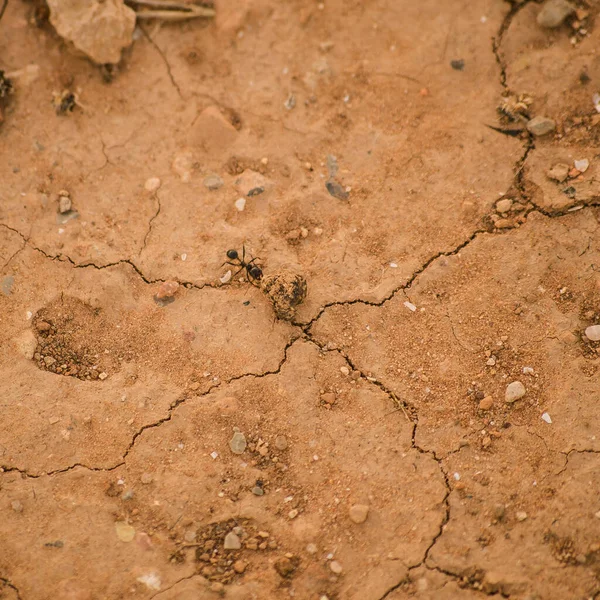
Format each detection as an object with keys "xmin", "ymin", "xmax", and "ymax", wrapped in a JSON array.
[
  {"xmin": 325, "ymin": 180, "xmax": 349, "ymax": 200},
  {"xmin": 141, "ymin": 473, "xmax": 153, "ymax": 485},
  {"xmin": 496, "ymin": 198, "xmax": 513, "ymax": 213},
  {"xmin": 224, "ymin": 532, "xmax": 242, "ymax": 550},
  {"xmin": 184, "ymin": 530, "xmax": 196, "ymax": 542},
  {"xmin": 115, "ymin": 521, "xmax": 136, "ymax": 542},
  {"xmin": 144, "ymin": 177, "xmax": 161, "ymax": 192},
  {"xmin": 479, "ymin": 397, "xmax": 494, "ymax": 411},
  {"xmin": 584, "ymin": 325, "xmax": 600, "ymax": 341},
  {"xmin": 210, "ymin": 451, "xmax": 218, "ymax": 460},
  {"xmin": 98, "ymin": 372, "xmax": 108, "ymax": 380},
  {"xmin": 537, "ymin": 0, "xmax": 575, "ymax": 28},
  {"xmin": 505, "ymin": 381, "xmax": 526, "ymax": 403},
  {"xmin": 516, "ymin": 511, "xmax": 528, "ymax": 522},
  {"xmin": 493, "ymin": 504, "xmax": 506, "ymax": 520},
  {"xmin": 306, "ymin": 543, "xmax": 318, "ymax": 554},
  {"xmin": 229, "ymin": 431, "xmax": 247, "ymax": 454},
  {"xmin": 11, "ymin": 500, "xmax": 23, "ymax": 513},
  {"xmin": 58, "ymin": 196, "xmax": 72, "ymax": 213},
  {"xmin": 235, "ymin": 197, "xmax": 246, "ymax": 211},
  {"xmin": 203, "ymin": 174, "xmax": 224, "ymax": 190},
  {"xmin": 450, "ymin": 59, "xmax": 465, "ymax": 71},
  {"xmin": 220, "ymin": 270, "xmax": 232, "ymax": 284},
  {"xmin": 155, "ymin": 280, "xmax": 179, "ymax": 300},
  {"xmin": 321, "ymin": 392, "xmax": 336, "ymax": 405},
  {"xmin": 284, "ymin": 93, "xmax": 296, "ymax": 110},
  {"xmin": 348, "ymin": 503, "xmax": 369, "ymax": 524},
  {"xmin": 274, "ymin": 435, "xmax": 288, "ymax": 450},
  {"xmin": 574, "ymin": 158, "xmax": 589, "ymax": 173},
  {"xmin": 288, "ymin": 509, "xmax": 299, "ymax": 519},
  {"xmin": 252, "ymin": 486, "xmax": 264, "ymax": 496},
  {"xmin": 49, "ymin": 416, "xmax": 60, "ymax": 424},
  {"xmin": 527, "ymin": 116, "xmax": 556, "ymax": 136},
  {"xmin": 233, "ymin": 560, "xmax": 247, "ymax": 574},
  {"xmin": 329, "ymin": 560, "xmax": 343, "ymax": 574},
  {"xmin": 121, "ymin": 490, "xmax": 134, "ymax": 501},
  {"xmin": 403, "ymin": 301, "xmax": 417, "ymax": 312},
  {"xmin": 546, "ymin": 163, "xmax": 570, "ymax": 182},
  {"xmin": 210, "ymin": 582, "xmax": 224, "ymax": 593},
  {"xmin": 340, "ymin": 366, "xmax": 350, "ymax": 376},
  {"xmin": 541, "ymin": 412, "xmax": 552, "ymax": 424},
  {"xmin": 522, "ymin": 366, "xmax": 534, "ymax": 375}
]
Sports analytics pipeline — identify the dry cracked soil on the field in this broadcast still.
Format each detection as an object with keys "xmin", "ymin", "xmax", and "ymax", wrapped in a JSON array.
[{"xmin": 1, "ymin": 0, "xmax": 600, "ymax": 599}]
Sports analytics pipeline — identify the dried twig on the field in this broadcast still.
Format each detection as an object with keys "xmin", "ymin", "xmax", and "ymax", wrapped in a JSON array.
[{"xmin": 126, "ymin": 0, "xmax": 215, "ymax": 21}]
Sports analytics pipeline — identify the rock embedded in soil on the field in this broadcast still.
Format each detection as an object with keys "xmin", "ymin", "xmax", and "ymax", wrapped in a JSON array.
[
  {"xmin": 537, "ymin": 0, "xmax": 576, "ymax": 28},
  {"xmin": 348, "ymin": 503, "xmax": 369, "ymax": 524},
  {"xmin": 144, "ymin": 177, "xmax": 161, "ymax": 192},
  {"xmin": 155, "ymin": 280, "xmax": 179, "ymax": 300},
  {"xmin": 224, "ymin": 532, "xmax": 241, "ymax": 550},
  {"xmin": 274, "ymin": 435, "xmax": 288, "ymax": 450},
  {"xmin": 47, "ymin": 0, "xmax": 136, "ymax": 65},
  {"xmin": 496, "ymin": 198, "xmax": 513, "ymax": 213},
  {"xmin": 115, "ymin": 521, "xmax": 136, "ymax": 542},
  {"xmin": 274, "ymin": 556, "xmax": 300, "ymax": 578},
  {"xmin": 505, "ymin": 381, "xmax": 526, "ymax": 403},
  {"xmin": 58, "ymin": 195, "xmax": 72, "ymax": 214},
  {"xmin": 229, "ymin": 431, "xmax": 247, "ymax": 454},
  {"xmin": 204, "ymin": 174, "xmax": 224, "ymax": 190},
  {"xmin": 329, "ymin": 560, "xmax": 343, "ymax": 574},
  {"xmin": 584, "ymin": 325, "xmax": 600, "ymax": 341},
  {"xmin": 546, "ymin": 163, "xmax": 570, "ymax": 182},
  {"xmin": 527, "ymin": 116, "xmax": 556, "ymax": 136}
]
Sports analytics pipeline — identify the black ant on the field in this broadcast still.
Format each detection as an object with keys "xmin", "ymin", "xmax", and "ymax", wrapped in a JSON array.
[{"xmin": 224, "ymin": 247, "xmax": 263, "ymax": 284}]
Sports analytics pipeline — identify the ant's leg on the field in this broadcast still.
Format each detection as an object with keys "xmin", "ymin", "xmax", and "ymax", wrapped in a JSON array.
[{"xmin": 221, "ymin": 260, "xmax": 239, "ymax": 268}]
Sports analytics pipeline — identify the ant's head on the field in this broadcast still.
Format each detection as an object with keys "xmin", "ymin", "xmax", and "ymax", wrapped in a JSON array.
[
  {"xmin": 226, "ymin": 249, "xmax": 239, "ymax": 260},
  {"xmin": 249, "ymin": 266, "xmax": 263, "ymax": 280}
]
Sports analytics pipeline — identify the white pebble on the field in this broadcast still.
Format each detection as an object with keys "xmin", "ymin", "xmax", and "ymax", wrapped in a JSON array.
[
  {"xmin": 403, "ymin": 301, "xmax": 417, "ymax": 312},
  {"xmin": 505, "ymin": 381, "xmax": 526, "ymax": 403},
  {"xmin": 522, "ymin": 366, "xmax": 534, "ymax": 375},
  {"xmin": 144, "ymin": 177, "xmax": 161, "ymax": 192},
  {"xmin": 235, "ymin": 197, "xmax": 246, "ymax": 211},
  {"xmin": 516, "ymin": 511, "xmax": 528, "ymax": 522},
  {"xmin": 453, "ymin": 472, "xmax": 460, "ymax": 481},
  {"xmin": 220, "ymin": 270, "xmax": 232, "ymax": 284},
  {"xmin": 574, "ymin": 158, "xmax": 589, "ymax": 173},
  {"xmin": 389, "ymin": 262, "xmax": 398, "ymax": 268},
  {"xmin": 26, "ymin": 311, "xmax": 32, "ymax": 320},
  {"xmin": 181, "ymin": 253, "xmax": 187, "ymax": 261},
  {"xmin": 329, "ymin": 561, "xmax": 343, "ymax": 574},
  {"xmin": 594, "ymin": 93, "xmax": 600, "ymax": 113},
  {"xmin": 584, "ymin": 325, "xmax": 600, "ymax": 341},
  {"xmin": 136, "ymin": 573, "xmax": 161, "ymax": 591},
  {"xmin": 210, "ymin": 451, "xmax": 218, "ymax": 460},
  {"xmin": 541, "ymin": 412, "xmax": 552, "ymax": 424},
  {"xmin": 340, "ymin": 366, "xmax": 350, "ymax": 376}
]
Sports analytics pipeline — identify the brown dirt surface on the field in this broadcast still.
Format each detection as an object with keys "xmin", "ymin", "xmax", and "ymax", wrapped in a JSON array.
[{"xmin": 1, "ymin": 0, "xmax": 600, "ymax": 599}]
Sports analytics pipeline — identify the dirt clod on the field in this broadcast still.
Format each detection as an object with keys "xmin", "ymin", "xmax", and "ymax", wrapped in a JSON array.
[{"xmin": 261, "ymin": 271, "xmax": 307, "ymax": 321}]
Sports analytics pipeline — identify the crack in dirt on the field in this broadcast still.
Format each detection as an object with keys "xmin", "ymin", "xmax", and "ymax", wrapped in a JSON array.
[
  {"xmin": 0, "ymin": 335, "xmax": 302, "ymax": 479},
  {"xmin": 493, "ymin": 0, "xmax": 534, "ymax": 92},
  {"xmin": 0, "ymin": 577, "xmax": 22, "ymax": 600},
  {"xmin": 141, "ymin": 189, "xmax": 162, "ymax": 253},
  {"xmin": 140, "ymin": 25, "xmax": 183, "ymax": 99},
  {"xmin": 557, "ymin": 447, "xmax": 600, "ymax": 475}
]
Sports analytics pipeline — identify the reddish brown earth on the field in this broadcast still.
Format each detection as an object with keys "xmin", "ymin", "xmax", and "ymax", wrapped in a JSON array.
[{"xmin": 1, "ymin": 1, "xmax": 599, "ymax": 599}]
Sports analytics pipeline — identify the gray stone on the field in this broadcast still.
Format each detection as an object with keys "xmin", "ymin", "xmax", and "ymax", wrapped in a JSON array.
[
  {"xmin": 203, "ymin": 174, "xmax": 223, "ymax": 190},
  {"xmin": 527, "ymin": 116, "xmax": 556, "ymax": 136},
  {"xmin": 224, "ymin": 532, "xmax": 241, "ymax": 550},
  {"xmin": 1, "ymin": 275, "xmax": 14, "ymax": 296},
  {"xmin": 584, "ymin": 325, "xmax": 600, "ymax": 341},
  {"xmin": 537, "ymin": 0, "xmax": 576, "ymax": 28},
  {"xmin": 229, "ymin": 431, "xmax": 247, "ymax": 454},
  {"xmin": 505, "ymin": 381, "xmax": 526, "ymax": 403}
]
